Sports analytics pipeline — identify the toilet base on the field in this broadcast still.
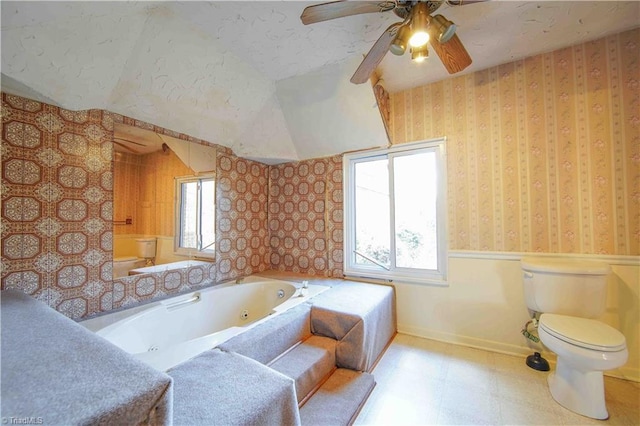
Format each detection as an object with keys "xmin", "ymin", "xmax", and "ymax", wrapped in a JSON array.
[{"xmin": 547, "ymin": 358, "xmax": 608, "ymax": 420}]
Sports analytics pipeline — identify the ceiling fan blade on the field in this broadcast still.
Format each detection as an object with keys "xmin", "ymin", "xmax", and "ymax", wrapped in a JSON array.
[
  {"xmin": 301, "ymin": 1, "xmax": 395, "ymax": 25},
  {"xmin": 113, "ymin": 137, "xmax": 146, "ymax": 146},
  {"xmin": 351, "ymin": 23, "xmax": 401, "ymax": 84},
  {"xmin": 113, "ymin": 141, "xmax": 142, "ymax": 154},
  {"xmin": 430, "ymin": 34, "xmax": 472, "ymax": 74}
]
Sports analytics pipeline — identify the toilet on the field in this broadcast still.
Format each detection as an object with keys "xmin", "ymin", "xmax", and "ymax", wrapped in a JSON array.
[
  {"xmin": 136, "ymin": 238, "xmax": 157, "ymax": 266},
  {"xmin": 113, "ymin": 256, "xmax": 146, "ymax": 279},
  {"xmin": 113, "ymin": 238, "xmax": 157, "ymax": 278},
  {"xmin": 521, "ymin": 258, "xmax": 628, "ymax": 420}
]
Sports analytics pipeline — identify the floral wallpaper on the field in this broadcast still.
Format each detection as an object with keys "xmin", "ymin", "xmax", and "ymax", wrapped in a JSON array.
[
  {"xmin": 373, "ymin": 81, "xmax": 391, "ymax": 139},
  {"xmin": 215, "ymin": 152, "xmax": 271, "ymax": 282},
  {"xmin": 0, "ymin": 90, "xmax": 333, "ymax": 318},
  {"xmin": 269, "ymin": 156, "xmax": 344, "ymax": 277},
  {"xmin": 1, "ymin": 94, "xmax": 114, "ymax": 318},
  {"xmin": 389, "ymin": 28, "xmax": 640, "ymax": 255},
  {"xmin": 0, "ymin": 97, "xmax": 222, "ymax": 318},
  {"xmin": 110, "ymin": 261, "xmax": 217, "ymax": 311}
]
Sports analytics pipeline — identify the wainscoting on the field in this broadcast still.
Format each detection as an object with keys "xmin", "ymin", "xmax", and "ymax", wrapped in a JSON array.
[{"xmin": 392, "ymin": 251, "xmax": 639, "ymax": 382}]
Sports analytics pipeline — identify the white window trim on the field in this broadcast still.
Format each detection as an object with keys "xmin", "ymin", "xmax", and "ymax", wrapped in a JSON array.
[
  {"xmin": 174, "ymin": 174, "xmax": 216, "ymax": 259},
  {"xmin": 343, "ymin": 138, "xmax": 448, "ymax": 286}
]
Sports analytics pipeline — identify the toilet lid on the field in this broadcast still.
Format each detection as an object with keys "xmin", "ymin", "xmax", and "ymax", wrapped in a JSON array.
[{"xmin": 539, "ymin": 314, "xmax": 626, "ymax": 352}]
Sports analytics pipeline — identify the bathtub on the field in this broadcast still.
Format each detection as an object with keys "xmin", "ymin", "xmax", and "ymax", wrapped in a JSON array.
[
  {"xmin": 128, "ymin": 259, "xmax": 212, "ymax": 275},
  {"xmin": 82, "ymin": 276, "xmax": 328, "ymax": 371}
]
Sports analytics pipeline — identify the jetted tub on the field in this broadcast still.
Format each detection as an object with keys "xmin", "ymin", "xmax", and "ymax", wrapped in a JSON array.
[
  {"xmin": 128, "ymin": 259, "xmax": 212, "ymax": 275},
  {"xmin": 82, "ymin": 276, "xmax": 328, "ymax": 371}
]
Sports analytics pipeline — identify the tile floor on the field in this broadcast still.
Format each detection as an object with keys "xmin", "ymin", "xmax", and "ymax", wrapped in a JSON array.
[{"xmin": 354, "ymin": 334, "xmax": 639, "ymax": 425}]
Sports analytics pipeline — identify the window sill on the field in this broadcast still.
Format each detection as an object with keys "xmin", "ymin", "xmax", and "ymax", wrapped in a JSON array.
[{"xmin": 343, "ymin": 270, "xmax": 448, "ymax": 287}]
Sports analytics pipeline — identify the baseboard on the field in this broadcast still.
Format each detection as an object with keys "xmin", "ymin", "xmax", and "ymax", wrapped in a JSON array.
[{"xmin": 398, "ymin": 324, "xmax": 639, "ymax": 383}]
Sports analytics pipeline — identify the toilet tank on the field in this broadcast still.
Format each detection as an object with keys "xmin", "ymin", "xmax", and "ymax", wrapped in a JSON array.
[
  {"xmin": 113, "ymin": 257, "xmax": 146, "ymax": 279},
  {"xmin": 521, "ymin": 257, "xmax": 610, "ymax": 318},
  {"xmin": 136, "ymin": 238, "xmax": 157, "ymax": 259}
]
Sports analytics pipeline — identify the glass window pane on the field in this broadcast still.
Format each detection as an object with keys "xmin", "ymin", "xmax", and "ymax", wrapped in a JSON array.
[
  {"xmin": 354, "ymin": 158, "xmax": 390, "ymax": 269},
  {"xmin": 201, "ymin": 179, "xmax": 216, "ymax": 251},
  {"xmin": 393, "ymin": 152, "xmax": 438, "ymax": 270},
  {"xmin": 180, "ymin": 181, "xmax": 198, "ymax": 249}
]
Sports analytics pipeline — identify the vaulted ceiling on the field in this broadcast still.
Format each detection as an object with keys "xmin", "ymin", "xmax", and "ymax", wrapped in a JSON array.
[{"xmin": 2, "ymin": 1, "xmax": 638, "ymax": 164}]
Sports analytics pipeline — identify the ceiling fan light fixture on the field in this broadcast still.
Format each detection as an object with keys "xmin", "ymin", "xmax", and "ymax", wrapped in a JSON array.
[
  {"xmin": 411, "ymin": 44, "xmax": 429, "ymax": 63},
  {"xmin": 301, "ymin": 0, "xmax": 474, "ymax": 84},
  {"xmin": 432, "ymin": 14, "xmax": 457, "ymax": 43},
  {"xmin": 390, "ymin": 24, "xmax": 411, "ymax": 55},
  {"xmin": 408, "ymin": 2, "xmax": 430, "ymax": 48},
  {"xmin": 409, "ymin": 30, "xmax": 429, "ymax": 48}
]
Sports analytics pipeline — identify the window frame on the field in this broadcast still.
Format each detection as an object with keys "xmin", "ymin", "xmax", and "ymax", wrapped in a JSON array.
[
  {"xmin": 343, "ymin": 138, "xmax": 448, "ymax": 285},
  {"xmin": 174, "ymin": 174, "xmax": 216, "ymax": 258}
]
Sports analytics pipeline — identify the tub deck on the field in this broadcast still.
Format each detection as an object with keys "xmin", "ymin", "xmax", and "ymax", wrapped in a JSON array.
[
  {"xmin": 2, "ymin": 290, "xmax": 173, "ymax": 425},
  {"xmin": 82, "ymin": 277, "xmax": 329, "ymax": 371}
]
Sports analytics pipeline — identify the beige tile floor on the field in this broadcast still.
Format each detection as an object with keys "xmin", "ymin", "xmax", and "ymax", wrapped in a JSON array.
[{"xmin": 355, "ymin": 334, "xmax": 640, "ymax": 426}]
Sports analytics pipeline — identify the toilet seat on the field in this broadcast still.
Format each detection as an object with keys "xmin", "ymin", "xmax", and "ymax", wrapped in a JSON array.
[{"xmin": 539, "ymin": 314, "xmax": 626, "ymax": 352}]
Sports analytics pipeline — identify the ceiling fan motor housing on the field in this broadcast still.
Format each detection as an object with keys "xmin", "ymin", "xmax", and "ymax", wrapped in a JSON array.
[{"xmin": 393, "ymin": 0, "xmax": 446, "ymax": 19}]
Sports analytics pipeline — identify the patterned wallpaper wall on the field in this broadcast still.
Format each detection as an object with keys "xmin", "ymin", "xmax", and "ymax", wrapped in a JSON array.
[
  {"xmin": 1, "ymin": 94, "xmax": 114, "ymax": 318},
  {"xmin": 215, "ymin": 152, "xmax": 271, "ymax": 282},
  {"xmin": 1, "ymin": 90, "xmax": 320, "ymax": 317},
  {"xmin": 1, "ymin": 97, "xmax": 222, "ymax": 318},
  {"xmin": 390, "ymin": 28, "xmax": 640, "ymax": 255},
  {"xmin": 269, "ymin": 156, "xmax": 344, "ymax": 277}
]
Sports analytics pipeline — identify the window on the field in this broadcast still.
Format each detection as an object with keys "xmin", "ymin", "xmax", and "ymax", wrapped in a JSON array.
[
  {"xmin": 175, "ymin": 175, "xmax": 216, "ymax": 257},
  {"xmin": 343, "ymin": 138, "xmax": 447, "ymax": 285}
]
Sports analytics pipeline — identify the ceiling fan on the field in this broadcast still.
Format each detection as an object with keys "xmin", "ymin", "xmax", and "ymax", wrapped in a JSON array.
[{"xmin": 300, "ymin": 0, "xmax": 483, "ymax": 84}]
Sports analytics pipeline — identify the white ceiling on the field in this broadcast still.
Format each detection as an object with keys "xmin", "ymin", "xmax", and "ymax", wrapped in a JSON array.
[{"xmin": 2, "ymin": 1, "xmax": 638, "ymax": 164}]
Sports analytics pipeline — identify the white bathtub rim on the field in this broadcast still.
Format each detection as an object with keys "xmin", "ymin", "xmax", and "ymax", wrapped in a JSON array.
[
  {"xmin": 81, "ymin": 276, "xmax": 296, "ymax": 333},
  {"xmin": 85, "ymin": 277, "xmax": 296, "ymax": 336},
  {"xmin": 96, "ymin": 280, "xmax": 300, "ymax": 347},
  {"xmin": 83, "ymin": 277, "xmax": 329, "ymax": 371}
]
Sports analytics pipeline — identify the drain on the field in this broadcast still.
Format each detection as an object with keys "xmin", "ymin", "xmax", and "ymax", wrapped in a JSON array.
[
  {"xmin": 148, "ymin": 346, "xmax": 159, "ymax": 352},
  {"xmin": 240, "ymin": 310, "xmax": 249, "ymax": 320}
]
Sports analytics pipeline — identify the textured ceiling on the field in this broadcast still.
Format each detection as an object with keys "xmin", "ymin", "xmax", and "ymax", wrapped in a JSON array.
[{"xmin": 2, "ymin": 1, "xmax": 639, "ymax": 164}]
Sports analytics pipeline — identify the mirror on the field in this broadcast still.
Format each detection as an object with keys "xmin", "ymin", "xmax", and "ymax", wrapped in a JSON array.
[{"xmin": 112, "ymin": 124, "xmax": 217, "ymax": 279}]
